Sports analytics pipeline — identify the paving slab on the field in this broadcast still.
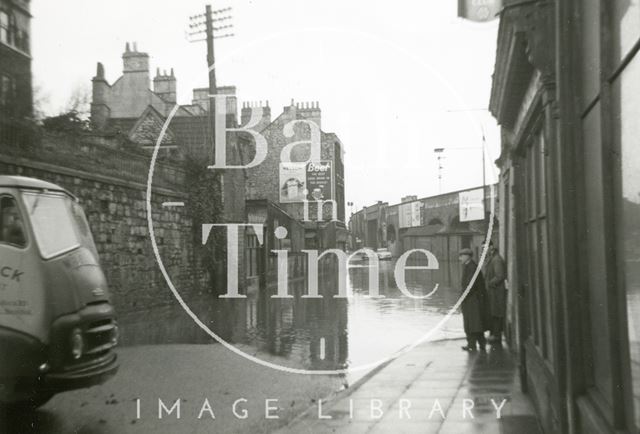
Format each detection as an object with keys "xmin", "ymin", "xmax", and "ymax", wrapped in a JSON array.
[{"xmin": 278, "ymin": 339, "xmax": 542, "ymax": 434}]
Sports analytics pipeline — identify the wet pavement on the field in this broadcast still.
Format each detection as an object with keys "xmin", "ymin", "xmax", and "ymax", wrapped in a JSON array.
[
  {"xmin": 279, "ymin": 339, "xmax": 542, "ymax": 434},
  {"xmin": 0, "ymin": 344, "xmax": 346, "ymax": 434}
]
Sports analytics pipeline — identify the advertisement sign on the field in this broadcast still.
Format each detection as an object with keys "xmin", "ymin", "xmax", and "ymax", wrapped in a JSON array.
[
  {"xmin": 459, "ymin": 188, "xmax": 485, "ymax": 222},
  {"xmin": 279, "ymin": 162, "xmax": 307, "ymax": 203},
  {"xmin": 411, "ymin": 201, "xmax": 421, "ymax": 227},
  {"xmin": 279, "ymin": 161, "xmax": 333, "ymax": 203},
  {"xmin": 457, "ymin": 0, "xmax": 502, "ymax": 22},
  {"xmin": 399, "ymin": 201, "xmax": 421, "ymax": 228},
  {"xmin": 306, "ymin": 161, "xmax": 332, "ymax": 201}
]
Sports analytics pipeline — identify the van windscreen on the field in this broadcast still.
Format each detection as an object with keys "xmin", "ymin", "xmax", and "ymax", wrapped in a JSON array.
[{"xmin": 22, "ymin": 192, "xmax": 81, "ymax": 259}]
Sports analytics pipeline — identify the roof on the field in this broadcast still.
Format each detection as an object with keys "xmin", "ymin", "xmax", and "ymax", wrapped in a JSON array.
[{"xmin": 0, "ymin": 176, "xmax": 71, "ymax": 194}]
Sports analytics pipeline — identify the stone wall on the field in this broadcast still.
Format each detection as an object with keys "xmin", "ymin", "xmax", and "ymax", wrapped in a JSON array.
[{"xmin": 0, "ymin": 128, "xmax": 218, "ymax": 344}]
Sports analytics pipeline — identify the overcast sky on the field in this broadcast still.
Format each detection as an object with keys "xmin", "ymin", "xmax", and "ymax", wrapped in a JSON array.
[{"xmin": 32, "ymin": 0, "xmax": 500, "ymax": 208}]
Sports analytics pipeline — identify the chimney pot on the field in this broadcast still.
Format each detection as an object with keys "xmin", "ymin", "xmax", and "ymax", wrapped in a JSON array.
[{"xmin": 125, "ymin": 42, "xmax": 130, "ymax": 52}]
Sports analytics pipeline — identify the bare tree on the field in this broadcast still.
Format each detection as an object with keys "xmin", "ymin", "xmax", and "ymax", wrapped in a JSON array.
[{"xmin": 64, "ymin": 83, "xmax": 91, "ymax": 119}]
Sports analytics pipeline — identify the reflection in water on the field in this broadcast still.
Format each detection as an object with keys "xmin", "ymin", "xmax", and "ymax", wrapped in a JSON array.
[
  {"xmin": 119, "ymin": 259, "xmax": 465, "ymax": 377},
  {"xmin": 209, "ymin": 259, "xmax": 465, "ymax": 375}
]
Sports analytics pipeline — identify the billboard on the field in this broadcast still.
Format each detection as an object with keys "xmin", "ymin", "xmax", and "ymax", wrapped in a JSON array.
[
  {"xmin": 306, "ymin": 161, "xmax": 333, "ymax": 201},
  {"xmin": 457, "ymin": 0, "xmax": 502, "ymax": 22},
  {"xmin": 279, "ymin": 162, "xmax": 307, "ymax": 203},
  {"xmin": 459, "ymin": 188, "xmax": 485, "ymax": 222},
  {"xmin": 399, "ymin": 201, "xmax": 421, "ymax": 228},
  {"xmin": 279, "ymin": 161, "xmax": 333, "ymax": 203}
]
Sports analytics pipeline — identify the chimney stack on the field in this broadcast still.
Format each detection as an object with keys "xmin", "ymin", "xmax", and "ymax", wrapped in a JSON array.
[
  {"xmin": 241, "ymin": 101, "xmax": 271, "ymax": 131},
  {"xmin": 297, "ymin": 100, "xmax": 321, "ymax": 130},
  {"xmin": 153, "ymin": 68, "xmax": 177, "ymax": 105},
  {"xmin": 91, "ymin": 62, "xmax": 110, "ymax": 130}
]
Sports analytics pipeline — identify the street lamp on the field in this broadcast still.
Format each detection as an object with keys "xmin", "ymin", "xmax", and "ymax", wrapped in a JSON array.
[{"xmin": 433, "ymin": 148, "xmax": 445, "ymax": 193}]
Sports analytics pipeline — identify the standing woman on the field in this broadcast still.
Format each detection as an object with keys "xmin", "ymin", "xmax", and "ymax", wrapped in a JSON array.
[{"xmin": 459, "ymin": 248, "xmax": 489, "ymax": 352}]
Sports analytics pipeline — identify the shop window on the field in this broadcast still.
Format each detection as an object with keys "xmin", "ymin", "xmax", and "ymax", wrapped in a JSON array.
[
  {"xmin": 522, "ymin": 132, "xmax": 553, "ymax": 363},
  {"xmin": 0, "ymin": 196, "xmax": 26, "ymax": 248}
]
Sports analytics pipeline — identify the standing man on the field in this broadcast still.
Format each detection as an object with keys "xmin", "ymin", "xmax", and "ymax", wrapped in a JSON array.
[
  {"xmin": 459, "ymin": 248, "xmax": 489, "ymax": 352},
  {"xmin": 482, "ymin": 241, "xmax": 507, "ymax": 344}
]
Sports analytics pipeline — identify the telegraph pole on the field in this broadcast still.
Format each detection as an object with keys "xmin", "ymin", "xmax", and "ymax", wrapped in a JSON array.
[
  {"xmin": 188, "ymin": 5, "xmax": 234, "ymax": 163},
  {"xmin": 205, "ymin": 4, "xmax": 217, "ymax": 132}
]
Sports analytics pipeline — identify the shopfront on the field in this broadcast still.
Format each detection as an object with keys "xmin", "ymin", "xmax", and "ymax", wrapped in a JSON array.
[{"xmin": 491, "ymin": 1, "xmax": 640, "ymax": 432}]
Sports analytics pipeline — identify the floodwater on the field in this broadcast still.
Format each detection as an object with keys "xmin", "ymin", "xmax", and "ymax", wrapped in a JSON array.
[{"xmin": 120, "ymin": 258, "xmax": 466, "ymax": 380}]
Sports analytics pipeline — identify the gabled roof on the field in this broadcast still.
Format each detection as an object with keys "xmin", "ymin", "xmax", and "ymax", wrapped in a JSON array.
[{"xmin": 128, "ymin": 105, "xmax": 176, "ymax": 146}]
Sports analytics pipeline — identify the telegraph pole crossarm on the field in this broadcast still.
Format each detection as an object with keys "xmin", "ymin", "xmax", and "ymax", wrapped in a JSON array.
[{"xmin": 187, "ymin": 4, "xmax": 234, "ymax": 165}]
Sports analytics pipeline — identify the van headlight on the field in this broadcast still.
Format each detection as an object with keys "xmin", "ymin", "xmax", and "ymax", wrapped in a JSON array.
[
  {"xmin": 70, "ymin": 328, "xmax": 84, "ymax": 360},
  {"xmin": 111, "ymin": 322, "xmax": 119, "ymax": 346}
]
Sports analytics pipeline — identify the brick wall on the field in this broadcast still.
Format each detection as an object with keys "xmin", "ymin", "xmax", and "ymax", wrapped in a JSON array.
[{"xmin": 245, "ymin": 103, "xmax": 344, "ymax": 223}]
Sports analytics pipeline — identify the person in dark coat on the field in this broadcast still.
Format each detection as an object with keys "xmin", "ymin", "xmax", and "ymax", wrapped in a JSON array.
[
  {"xmin": 482, "ymin": 241, "xmax": 507, "ymax": 344},
  {"xmin": 459, "ymin": 248, "xmax": 489, "ymax": 352}
]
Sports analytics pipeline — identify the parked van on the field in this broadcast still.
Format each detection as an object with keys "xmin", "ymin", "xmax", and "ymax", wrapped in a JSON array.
[{"xmin": 0, "ymin": 176, "xmax": 118, "ymax": 409}]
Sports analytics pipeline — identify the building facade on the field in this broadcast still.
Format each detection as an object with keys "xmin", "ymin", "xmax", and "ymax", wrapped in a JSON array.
[
  {"xmin": 490, "ymin": 1, "xmax": 640, "ymax": 432},
  {"xmin": 349, "ymin": 186, "xmax": 496, "ymax": 288},
  {"xmin": 0, "ymin": 0, "xmax": 31, "ymax": 119},
  {"xmin": 243, "ymin": 100, "xmax": 348, "ymax": 252}
]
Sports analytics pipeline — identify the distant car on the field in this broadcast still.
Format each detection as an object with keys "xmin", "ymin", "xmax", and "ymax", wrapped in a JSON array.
[
  {"xmin": 349, "ymin": 250, "xmax": 369, "ymax": 262},
  {"xmin": 376, "ymin": 248, "xmax": 392, "ymax": 260}
]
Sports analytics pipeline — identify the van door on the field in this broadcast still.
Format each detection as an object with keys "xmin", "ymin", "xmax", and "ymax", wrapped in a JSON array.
[{"xmin": 0, "ymin": 194, "xmax": 47, "ymax": 342}]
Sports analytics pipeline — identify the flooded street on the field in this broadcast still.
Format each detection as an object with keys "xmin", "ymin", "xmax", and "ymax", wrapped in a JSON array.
[
  {"xmin": 233, "ymin": 260, "xmax": 465, "ymax": 378},
  {"xmin": 119, "ymin": 259, "xmax": 465, "ymax": 382},
  {"xmin": 0, "ymin": 261, "xmax": 469, "ymax": 434}
]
